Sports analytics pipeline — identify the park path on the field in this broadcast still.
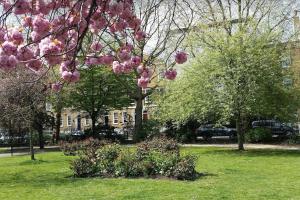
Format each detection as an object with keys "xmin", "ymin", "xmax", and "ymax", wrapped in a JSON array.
[
  {"xmin": 0, "ymin": 144, "xmax": 299, "ymax": 158},
  {"xmin": 182, "ymin": 143, "xmax": 300, "ymax": 150},
  {"xmin": 0, "ymin": 146, "xmax": 60, "ymax": 158}
]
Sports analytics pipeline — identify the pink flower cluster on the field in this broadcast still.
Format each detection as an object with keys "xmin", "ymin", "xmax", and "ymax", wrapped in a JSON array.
[
  {"xmin": 175, "ymin": 51, "xmax": 188, "ymax": 64},
  {"xmin": 0, "ymin": 0, "xmax": 188, "ymax": 90},
  {"xmin": 59, "ymin": 61, "xmax": 80, "ymax": 83},
  {"xmin": 137, "ymin": 66, "xmax": 152, "ymax": 88},
  {"xmin": 164, "ymin": 69, "xmax": 177, "ymax": 80}
]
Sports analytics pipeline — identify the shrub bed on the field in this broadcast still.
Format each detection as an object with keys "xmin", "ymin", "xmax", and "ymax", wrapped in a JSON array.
[{"xmin": 66, "ymin": 137, "xmax": 199, "ymax": 180}]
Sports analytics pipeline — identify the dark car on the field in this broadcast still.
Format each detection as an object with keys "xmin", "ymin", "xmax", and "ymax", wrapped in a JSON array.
[
  {"xmin": 196, "ymin": 124, "xmax": 237, "ymax": 140},
  {"xmin": 69, "ymin": 130, "xmax": 85, "ymax": 141},
  {"xmin": 84, "ymin": 125, "xmax": 125, "ymax": 141},
  {"xmin": 251, "ymin": 120, "xmax": 295, "ymax": 136}
]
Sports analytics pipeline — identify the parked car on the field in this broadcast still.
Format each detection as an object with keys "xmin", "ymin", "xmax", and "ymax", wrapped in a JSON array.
[
  {"xmin": 251, "ymin": 120, "xmax": 295, "ymax": 136},
  {"xmin": 84, "ymin": 125, "xmax": 125, "ymax": 141},
  {"xmin": 69, "ymin": 130, "xmax": 85, "ymax": 141},
  {"xmin": 196, "ymin": 124, "xmax": 237, "ymax": 140}
]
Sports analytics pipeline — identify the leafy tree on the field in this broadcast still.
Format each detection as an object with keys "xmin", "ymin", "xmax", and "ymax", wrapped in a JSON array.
[
  {"xmin": 66, "ymin": 67, "xmax": 131, "ymax": 135},
  {"xmin": 158, "ymin": 27, "xmax": 300, "ymax": 150}
]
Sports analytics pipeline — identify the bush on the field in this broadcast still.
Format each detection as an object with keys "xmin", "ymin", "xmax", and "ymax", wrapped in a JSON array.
[
  {"xmin": 136, "ymin": 136, "xmax": 179, "ymax": 159},
  {"xmin": 60, "ymin": 138, "xmax": 105, "ymax": 156},
  {"xmin": 69, "ymin": 137, "xmax": 199, "ymax": 180},
  {"xmin": 146, "ymin": 151, "xmax": 178, "ymax": 177},
  {"xmin": 70, "ymin": 157, "xmax": 98, "ymax": 177},
  {"xmin": 285, "ymin": 135, "xmax": 300, "ymax": 145},
  {"xmin": 173, "ymin": 155, "xmax": 197, "ymax": 180},
  {"xmin": 115, "ymin": 151, "xmax": 145, "ymax": 177},
  {"xmin": 246, "ymin": 128, "xmax": 273, "ymax": 143},
  {"xmin": 60, "ymin": 141, "xmax": 81, "ymax": 156},
  {"xmin": 96, "ymin": 143, "xmax": 121, "ymax": 176}
]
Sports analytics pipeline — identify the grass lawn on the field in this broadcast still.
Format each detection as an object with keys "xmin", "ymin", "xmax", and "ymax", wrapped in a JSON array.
[{"xmin": 0, "ymin": 147, "xmax": 299, "ymax": 200}]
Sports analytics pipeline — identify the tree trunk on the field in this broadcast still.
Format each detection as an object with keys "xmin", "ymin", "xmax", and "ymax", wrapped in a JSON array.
[
  {"xmin": 91, "ymin": 115, "xmax": 96, "ymax": 136},
  {"xmin": 38, "ymin": 128, "xmax": 44, "ymax": 149},
  {"xmin": 134, "ymin": 97, "xmax": 143, "ymax": 142},
  {"xmin": 236, "ymin": 116, "xmax": 245, "ymax": 151},
  {"xmin": 29, "ymin": 131, "xmax": 35, "ymax": 160},
  {"xmin": 55, "ymin": 110, "xmax": 61, "ymax": 143}
]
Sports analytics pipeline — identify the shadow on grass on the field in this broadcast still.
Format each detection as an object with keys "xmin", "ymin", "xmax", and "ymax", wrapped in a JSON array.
[
  {"xmin": 0, "ymin": 170, "xmax": 84, "ymax": 188},
  {"xmin": 201, "ymin": 148, "xmax": 300, "ymax": 158}
]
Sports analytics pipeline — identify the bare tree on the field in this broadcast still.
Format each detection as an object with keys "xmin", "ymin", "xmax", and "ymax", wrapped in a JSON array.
[{"xmin": 0, "ymin": 69, "xmax": 47, "ymax": 159}]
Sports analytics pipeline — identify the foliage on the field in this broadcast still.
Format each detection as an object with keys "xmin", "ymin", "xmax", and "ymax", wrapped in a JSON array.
[
  {"xmin": 115, "ymin": 151, "xmax": 145, "ymax": 177},
  {"xmin": 136, "ymin": 136, "xmax": 180, "ymax": 159},
  {"xmin": 96, "ymin": 143, "xmax": 121, "ymax": 176},
  {"xmin": 70, "ymin": 157, "xmax": 98, "ymax": 178},
  {"xmin": 60, "ymin": 141, "xmax": 79, "ymax": 156},
  {"xmin": 285, "ymin": 135, "xmax": 300, "ymax": 145},
  {"xmin": 173, "ymin": 155, "xmax": 198, "ymax": 180},
  {"xmin": 65, "ymin": 67, "xmax": 131, "ymax": 134},
  {"xmin": 246, "ymin": 128, "xmax": 273, "ymax": 143},
  {"xmin": 69, "ymin": 137, "xmax": 197, "ymax": 180},
  {"xmin": 158, "ymin": 26, "xmax": 300, "ymax": 150},
  {"xmin": 135, "ymin": 119, "xmax": 161, "ymax": 141},
  {"xmin": 145, "ymin": 150, "xmax": 179, "ymax": 177},
  {"xmin": 60, "ymin": 138, "xmax": 105, "ymax": 157},
  {"xmin": 163, "ymin": 120, "xmax": 200, "ymax": 143}
]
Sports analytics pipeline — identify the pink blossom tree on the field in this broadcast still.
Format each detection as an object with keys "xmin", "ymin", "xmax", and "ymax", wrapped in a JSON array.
[{"xmin": 0, "ymin": 0, "xmax": 192, "ymax": 140}]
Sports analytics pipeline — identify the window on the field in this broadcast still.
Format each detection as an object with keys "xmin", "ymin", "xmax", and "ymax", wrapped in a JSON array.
[
  {"xmin": 45, "ymin": 102, "xmax": 52, "ymax": 111},
  {"xmin": 122, "ymin": 112, "xmax": 128, "ymax": 123},
  {"xmin": 60, "ymin": 117, "xmax": 63, "ymax": 128},
  {"xmin": 113, "ymin": 112, "xmax": 119, "ymax": 124},
  {"xmin": 85, "ymin": 117, "xmax": 90, "ymax": 126},
  {"xmin": 67, "ymin": 115, "xmax": 72, "ymax": 127},
  {"xmin": 143, "ymin": 88, "xmax": 151, "ymax": 104}
]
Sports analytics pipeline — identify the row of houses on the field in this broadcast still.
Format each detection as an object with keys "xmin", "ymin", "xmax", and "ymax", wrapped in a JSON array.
[{"xmin": 46, "ymin": 89, "xmax": 157, "ymax": 134}]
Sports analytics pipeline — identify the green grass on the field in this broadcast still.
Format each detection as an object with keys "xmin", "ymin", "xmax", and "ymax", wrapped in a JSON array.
[{"xmin": 0, "ymin": 147, "xmax": 300, "ymax": 200}]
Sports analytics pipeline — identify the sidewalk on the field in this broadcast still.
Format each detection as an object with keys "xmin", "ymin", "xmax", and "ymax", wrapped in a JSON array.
[
  {"xmin": 182, "ymin": 143, "xmax": 300, "ymax": 150},
  {"xmin": 0, "ymin": 146, "xmax": 60, "ymax": 158},
  {"xmin": 1, "ymin": 144, "xmax": 299, "ymax": 158}
]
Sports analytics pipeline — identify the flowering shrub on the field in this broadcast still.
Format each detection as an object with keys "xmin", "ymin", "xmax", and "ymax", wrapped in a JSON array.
[
  {"xmin": 115, "ymin": 152, "xmax": 145, "ymax": 177},
  {"xmin": 60, "ymin": 138, "xmax": 105, "ymax": 156},
  {"xmin": 173, "ymin": 155, "xmax": 197, "ymax": 180},
  {"xmin": 70, "ymin": 157, "xmax": 98, "ymax": 178},
  {"xmin": 146, "ymin": 151, "xmax": 178, "ymax": 177},
  {"xmin": 96, "ymin": 143, "xmax": 121, "ymax": 176},
  {"xmin": 136, "ymin": 136, "xmax": 180, "ymax": 159},
  {"xmin": 69, "ymin": 137, "xmax": 198, "ymax": 180},
  {"xmin": 60, "ymin": 141, "xmax": 80, "ymax": 156}
]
